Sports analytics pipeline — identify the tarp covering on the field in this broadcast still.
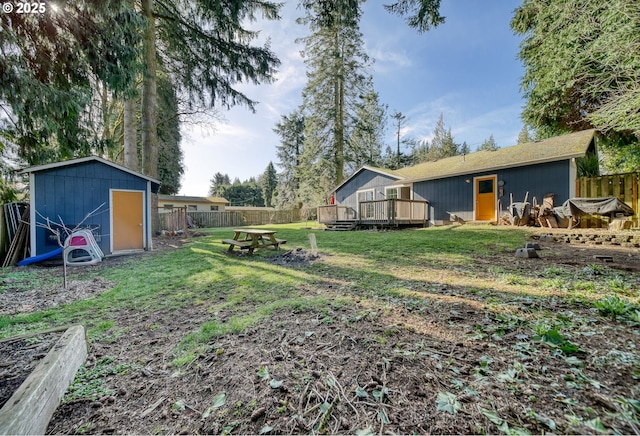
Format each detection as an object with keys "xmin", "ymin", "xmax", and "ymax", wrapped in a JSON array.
[{"xmin": 554, "ymin": 197, "xmax": 635, "ymax": 219}]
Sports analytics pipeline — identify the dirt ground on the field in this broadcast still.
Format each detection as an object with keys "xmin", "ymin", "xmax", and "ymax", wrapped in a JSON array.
[{"xmin": 1, "ymin": 230, "xmax": 639, "ymax": 434}]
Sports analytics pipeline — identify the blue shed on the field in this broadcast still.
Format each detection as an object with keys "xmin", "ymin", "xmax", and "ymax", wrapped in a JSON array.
[{"xmin": 19, "ymin": 156, "xmax": 161, "ymax": 257}]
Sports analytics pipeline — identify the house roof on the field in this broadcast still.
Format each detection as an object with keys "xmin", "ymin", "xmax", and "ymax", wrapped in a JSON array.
[
  {"xmin": 158, "ymin": 195, "xmax": 229, "ymax": 204},
  {"xmin": 19, "ymin": 156, "xmax": 162, "ymax": 190},
  {"xmin": 332, "ymin": 165, "xmax": 404, "ymax": 193},
  {"xmin": 393, "ymin": 129, "xmax": 597, "ymax": 183}
]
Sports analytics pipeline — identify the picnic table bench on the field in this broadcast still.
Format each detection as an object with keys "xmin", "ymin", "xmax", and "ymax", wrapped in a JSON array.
[{"xmin": 222, "ymin": 229, "xmax": 286, "ymax": 254}]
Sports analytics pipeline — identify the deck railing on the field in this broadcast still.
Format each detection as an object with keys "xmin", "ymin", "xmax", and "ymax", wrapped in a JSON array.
[
  {"xmin": 317, "ymin": 205, "xmax": 357, "ymax": 223},
  {"xmin": 319, "ymin": 200, "xmax": 427, "ymax": 225},
  {"xmin": 358, "ymin": 199, "xmax": 427, "ymax": 224}
]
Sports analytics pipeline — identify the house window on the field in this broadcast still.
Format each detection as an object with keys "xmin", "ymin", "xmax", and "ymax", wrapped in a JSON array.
[
  {"xmin": 478, "ymin": 179, "xmax": 494, "ymax": 194},
  {"xmin": 188, "ymin": 205, "xmax": 197, "ymax": 211},
  {"xmin": 210, "ymin": 205, "xmax": 219, "ymax": 211},
  {"xmin": 164, "ymin": 204, "xmax": 174, "ymax": 211},
  {"xmin": 357, "ymin": 189, "xmax": 375, "ymax": 219},
  {"xmin": 385, "ymin": 186, "xmax": 411, "ymax": 199}
]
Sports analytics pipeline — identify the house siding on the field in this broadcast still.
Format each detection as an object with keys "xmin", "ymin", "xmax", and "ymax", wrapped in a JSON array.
[
  {"xmin": 336, "ymin": 169, "xmax": 400, "ymax": 214},
  {"xmin": 33, "ymin": 161, "xmax": 149, "ymax": 256},
  {"xmin": 413, "ymin": 160, "xmax": 571, "ymax": 222}
]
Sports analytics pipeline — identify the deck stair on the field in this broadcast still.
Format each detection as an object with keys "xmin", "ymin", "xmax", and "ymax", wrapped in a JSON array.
[{"xmin": 324, "ymin": 221, "xmax": 357, "ymax": 231}]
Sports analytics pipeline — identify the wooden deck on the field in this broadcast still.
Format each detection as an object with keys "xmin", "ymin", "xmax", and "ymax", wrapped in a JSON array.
[{"xmin": 318, "ymin": 199, "xmax": 428, "ymax": 228}]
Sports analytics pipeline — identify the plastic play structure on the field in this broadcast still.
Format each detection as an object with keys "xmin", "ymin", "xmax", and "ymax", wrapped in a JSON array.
[
  {"xmin": 63, "ymin": 229, "xmax": 104, "ymax": 266},
  {"xmin": 17, "ymin": 247, "xmax": 63, "ymax": 267},
  {"xmin": 16, "ymin": 229, "xmax": 104, "ymax": 267}
]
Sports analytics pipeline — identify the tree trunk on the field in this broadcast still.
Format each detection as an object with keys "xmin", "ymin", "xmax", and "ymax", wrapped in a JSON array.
[
  {"xmin": 141, "ymin": 0, "xmax": 159, "ymax": 237},
  {"xmin": 333, "ymin": 33, "xmax": 345, "ymax": 186},
  {"xmin": 101, "ymin": 82, "xmax": 110, "ymax": 143},
  {"xmin": 141, "ymin": 0, "xmax": 158, "ymax": 179},
  {"xmin": 335, "ymin": 77, "xmax": 344, "ymax": 185},
  {"xmin": 124, "ymin": 98, "xmax": 138, "ymax": 170}
]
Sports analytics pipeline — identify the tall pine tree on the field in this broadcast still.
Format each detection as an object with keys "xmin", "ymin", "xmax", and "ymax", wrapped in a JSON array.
[
  {"xmin": 260, "ymin": 162, "xmax": 278, "ymax": 207},
  {"xmin": 298, "ymin": 0, "xmax": 375, "ymax": 204},
  {"xmin": 477, "ymin": 135, "xmax": 498, "ymax": 152},
  {"xmin": 273, "ymin": 110, "xmax": 305, "ymax": 208},
  {"xmin": 348, "ymin": 91, "xmax": 387, "ymax": 171},
  {"xmin": 426, "ymin": 114, "xmax": 460, "ymax": 160}
]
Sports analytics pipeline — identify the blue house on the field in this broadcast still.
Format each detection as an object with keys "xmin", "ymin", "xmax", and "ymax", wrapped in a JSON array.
[
  {"xmin": 319, "ymin": 129, "xmax": 598, "ymax": 228},
  {"xmin": 19, "ymin": 156, "xmax": 161, "ymax": 257}
]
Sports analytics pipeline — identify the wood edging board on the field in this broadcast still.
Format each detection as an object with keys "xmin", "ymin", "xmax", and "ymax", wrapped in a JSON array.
[{"xmin": 0, "ymin": 325, "xmax": 87, "ymax": 435}]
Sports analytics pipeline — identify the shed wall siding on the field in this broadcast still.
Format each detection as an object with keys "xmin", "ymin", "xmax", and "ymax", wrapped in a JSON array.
[
  {"xmin": 413, "ymin": 160, "xmax": 571, "ymax": 222},
  {"xmin": 33, "ymin": 161, "xmax": 148, "ymax": 256},
  {"xmin": 336, "ymin": 170, "xmax": 399, "ymax": 214}
]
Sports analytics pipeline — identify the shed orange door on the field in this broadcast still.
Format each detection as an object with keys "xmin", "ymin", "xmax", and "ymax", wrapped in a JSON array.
[
  {"xmin": 111, "ymin": 190, "xmax": 144, "ymax": 251},
  {"xmin": 475, "ymin": 176, "xmax": 497, "ymax": 221}
]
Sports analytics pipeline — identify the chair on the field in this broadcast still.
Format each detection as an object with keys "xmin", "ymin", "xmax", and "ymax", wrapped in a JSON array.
[{"xmin": 63, "ymin": 230, "xmax": 104, "ymax": 266}]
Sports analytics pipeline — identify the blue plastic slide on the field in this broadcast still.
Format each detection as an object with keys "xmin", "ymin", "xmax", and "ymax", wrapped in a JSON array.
[{"xmin": 17, "ymin": 247, "xmax": 63, "ymax": 267}]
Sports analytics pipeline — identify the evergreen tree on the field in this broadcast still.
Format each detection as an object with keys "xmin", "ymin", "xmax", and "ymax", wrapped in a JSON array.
[
  {"xmin": 427, "ymin": 114, "xmax": 459, "ymax": 160},
  {"xmin": 348, "ymin": 91, "xmax": 387, "ymax": 171},
  {"xmin": 512, "ymin": 0, "xmax": 640, "ymax": 139},
  {"xmin": 157, "ymin": 73, "xmax": 183, "ymax": 194},
  {"xmin": 302, "ymin": 0, "xmax": 445, "ymax": 33},
  {"xmin": 384, "ymin": 0, "xmax": 445, "ymax": 33},
  {"xmin": 209, "ymin": 173, "xmax": 231, "ymax": 197},
  {"xmin": 273, "ymin": 111, "xmax": 305, "ymax": 208},
  {"xmin": 517, "ymin": 126, "xmax": 532, "ymax": 144},
  {"xmin": 139, "ymin": 0, "xmax": 281, "ymax": 179},
  {"xmin": 0, "ymin": 1, "xmax": 143, "ymax": 164},
  {"xmin": 260, "ymin": 162, "xmax": 278, "ymax": 207},
  {"xmin": 408, "ymin": 139, "xmax": 430, "ymax": 164},
  {"xmin": 390, "ymin": 111, "xmax": 408, "ymax": 166},
  {"xmin": 298, "ymin": 0, "xmax": 374, "ymax": 197},
  {"xmin": 477, "ymin": 135, "xmax": 498, "ymax": 152}
]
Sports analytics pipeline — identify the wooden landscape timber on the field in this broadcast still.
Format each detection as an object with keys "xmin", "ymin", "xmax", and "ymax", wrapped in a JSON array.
[{"xmin": 0, "ymin": 325, "xmax": 88, "ymax": 435}]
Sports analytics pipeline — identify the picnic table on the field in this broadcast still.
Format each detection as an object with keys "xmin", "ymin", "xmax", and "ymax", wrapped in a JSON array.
[{"xmin": 222, "ymin": 229, "xmax": 286, "ymax": 254}]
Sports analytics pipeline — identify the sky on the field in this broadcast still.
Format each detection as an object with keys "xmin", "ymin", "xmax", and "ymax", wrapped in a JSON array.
[{"xmin": 179, "ymin": 0, "xmax": 526, "ymax": 197}]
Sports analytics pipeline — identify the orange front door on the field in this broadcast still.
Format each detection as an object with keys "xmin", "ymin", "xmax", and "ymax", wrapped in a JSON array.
[
  {"xmin": 111, "ymin": 190, "xmax": 144, "ymax": 251},
  {"xmin": 475, "ymin": 176, "xmax": 496, "ymax": 221}
]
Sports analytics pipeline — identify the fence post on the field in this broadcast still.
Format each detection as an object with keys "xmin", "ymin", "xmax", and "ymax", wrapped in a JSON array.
[{"xmin": 183, "ymin": 206, "xmax": 188, "ymax": 237}]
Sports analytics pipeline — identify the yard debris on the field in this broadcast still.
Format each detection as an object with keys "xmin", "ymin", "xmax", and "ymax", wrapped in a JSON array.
[
  {"xmin": 268, "ymin": 248, "xmax": 321, "ymax": 266},
  {"xmin": 593, "ymin": 255, "xmax": 614, "ymax": 263},
  {"xmin": 501, "ymin": 193, "xmax": 636, "ymax": 229}
]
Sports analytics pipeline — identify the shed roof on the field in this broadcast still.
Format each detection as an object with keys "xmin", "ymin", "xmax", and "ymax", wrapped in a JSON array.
[
  {"xmin": 158, "ymin": 195, "xmax": 229, "ymax": 204},
  {"xmin": 394, "ymin": 129, "xmax": 597, "ymax": 183},
  {"xmin": 19, "ymin": 156, "xmax": 162, "ymax": 191}
]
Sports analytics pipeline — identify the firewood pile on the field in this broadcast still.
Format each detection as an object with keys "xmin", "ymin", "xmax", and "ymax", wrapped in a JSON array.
[
  {"xmin": 500, "ymin": 193, "xmax": 638, "ymax": 229},
  {"xmin": 499, "ymin": 193, "xmax": 572, "ymax": 228}
]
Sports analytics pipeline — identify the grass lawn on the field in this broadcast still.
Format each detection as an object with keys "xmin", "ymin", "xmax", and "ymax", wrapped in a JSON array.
[{"xmin": 1, "ymin": 223, "xmax": 639, "ymax": 434}]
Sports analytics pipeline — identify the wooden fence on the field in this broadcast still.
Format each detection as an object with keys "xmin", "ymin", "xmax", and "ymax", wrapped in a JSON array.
[
  {"xmin": 157, "ymin": 208, "xmax": 300, "ymax": 231},
  {"xmin": 233, "ymin": 209, "xmax": 300, "ymax": 226},
  {"xmin": 575, "ymin": 172, "xmax": 639, "ymax": 227}
]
